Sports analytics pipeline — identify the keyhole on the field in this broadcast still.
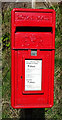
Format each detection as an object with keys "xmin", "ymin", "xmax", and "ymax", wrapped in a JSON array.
[{"xmin": 21, "ymin": 76, "xmax": 22, "ymax": 79}]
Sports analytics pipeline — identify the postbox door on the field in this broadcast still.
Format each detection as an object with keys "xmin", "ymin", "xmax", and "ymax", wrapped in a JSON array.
[{"xmin": 11, "ymin": 49, "xmax": 54, "ymax": 108}]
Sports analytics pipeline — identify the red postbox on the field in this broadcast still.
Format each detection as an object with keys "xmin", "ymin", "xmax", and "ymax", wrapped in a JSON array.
[{"xmin": 11, "ymin": 8, "xmax": 55, "ymax": 108}]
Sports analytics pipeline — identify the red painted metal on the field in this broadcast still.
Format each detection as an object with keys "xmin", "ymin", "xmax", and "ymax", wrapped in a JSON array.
[{"xmin": 11, "ymin": 8, "xmax": 55, "ymax": 108}]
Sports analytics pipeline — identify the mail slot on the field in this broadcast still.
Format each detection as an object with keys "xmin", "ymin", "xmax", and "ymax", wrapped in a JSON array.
[{"xmin": 11, "ymin": 8, "xmax": 55, "ymax": 108}]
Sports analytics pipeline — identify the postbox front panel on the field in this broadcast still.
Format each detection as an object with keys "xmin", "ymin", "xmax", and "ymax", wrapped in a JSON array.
[
  {"xmin": 11, "ymin": 50, "xmax": 54, "ymax": 108},
  {"xmin": 11, "ymin": 8, "xmax": 55, "ymax": 108},
  {"xmin": 11, "ymin": 8, "xmax": 55, "ymax": 50}
]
